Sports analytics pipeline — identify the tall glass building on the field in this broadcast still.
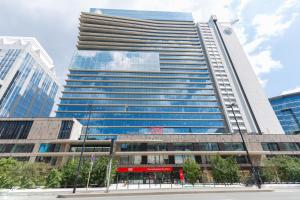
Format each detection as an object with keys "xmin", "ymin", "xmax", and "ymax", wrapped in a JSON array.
[
  {"xmin": 270, "ymin": 92, "xmax": 300, "ymax": 134},
  {"xmin": 0, "ymin": 37, "xmax": 59, "ymax": 117},
  {"xmin": 56, "ymin": 9, "xmax": 284, "ymax": 139}
]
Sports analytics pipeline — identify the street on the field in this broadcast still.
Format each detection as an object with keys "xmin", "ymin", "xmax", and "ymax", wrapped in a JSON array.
[{"xmin": 1, "ymin": 189, "xmax": 300, "ymax": 200}]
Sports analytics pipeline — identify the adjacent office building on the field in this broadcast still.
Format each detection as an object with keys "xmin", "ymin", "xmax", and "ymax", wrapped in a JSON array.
[
  {"xmin": 0, "ymin": 37, "xmax": 59, "ymax": 117},
  {"xmin": 270, "ymin": 92, "xmax": 300, "ymax": 134}
]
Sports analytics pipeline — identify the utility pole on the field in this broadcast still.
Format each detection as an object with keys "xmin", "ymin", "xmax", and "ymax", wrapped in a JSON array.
[
  {"xmin": 227, "ymin": 103, "xmax": 262, "ymax": 188},
  {"xmin": 73, "ymin": 104, "xmax": 92, "ymax": 193}
]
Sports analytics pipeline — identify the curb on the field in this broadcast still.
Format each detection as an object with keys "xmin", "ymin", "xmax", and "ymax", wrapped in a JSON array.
[{"xmin": 57, "ymin": 188, "xmax": 274, "ymax": 198}]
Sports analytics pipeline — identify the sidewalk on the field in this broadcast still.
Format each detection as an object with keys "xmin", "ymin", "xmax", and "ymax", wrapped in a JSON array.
[{"xmin": 57, "ymin": 187, "xmax": 274, "ymax": 198}]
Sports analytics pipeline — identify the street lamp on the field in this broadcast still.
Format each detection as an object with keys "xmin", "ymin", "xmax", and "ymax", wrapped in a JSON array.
[
  {"xmin": 105, "ymin": 138, "xmax": 115, "ymax": 193},
  {"xmin": 73, "ymin": 104, "xmax": 93, "ymax": 193},
  {"xmin": 227, "ymin": 103, "xmax": 262, "ymax": 188}
]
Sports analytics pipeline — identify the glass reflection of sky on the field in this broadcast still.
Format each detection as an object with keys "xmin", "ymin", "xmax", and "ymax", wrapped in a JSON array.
[
  {"xmin": 90, "ymin": 8, "xmax": 193, "ymax": 21},
  {"xmin": 70, "ymin": 50, "xmax": 160, "ymax": 72}
]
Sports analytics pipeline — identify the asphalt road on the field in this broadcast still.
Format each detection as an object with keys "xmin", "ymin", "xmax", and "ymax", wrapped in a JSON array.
[{"xmin": 1, "ymin": 189, "xmax": 299, "ymax": 200}]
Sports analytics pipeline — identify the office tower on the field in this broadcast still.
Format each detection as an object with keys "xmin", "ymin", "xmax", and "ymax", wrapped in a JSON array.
[
  {"xmin": 3, "ymin": 10, "xmax": 300, "ymax": 183},
  {"xmin": 57, "ymin": 9, "xmax": 283, "ymax": 138},
  {"xmin": 0, "ymin": 37, "xmax": 59, "ymax": 117},
  {"xmin": 270, "ymin": 92, "xmax": 300, "ymax": 134}
]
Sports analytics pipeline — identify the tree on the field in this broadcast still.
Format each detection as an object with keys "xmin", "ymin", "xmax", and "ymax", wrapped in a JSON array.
[
  {"xmin": 183, "ymin": 158, "xmax": 201, "ymax": 185},
  {"xmin": 60, "ymin": 158, "xmax": 90, "ymax": 187},
  {"xmin": 261, "ymin": 155, "xmax": 300, "ymax": 183},
  {"xmin": 46, "ymin": 168, "xmax": 62, "ymax": 188},
  {"xmin": 91, "ymin": 157, "xmax": 117, "ymax": 187},
  {"xmin": 0, "ymin": 158, "xmax": 22, "ymax": 188},
  {"xmin": 61, "ymin": 158, "xmax": 79, "ymax": 187},
  {"xmin": 211, "ymin": 155, "xmax": 240, "ymax": 184},
  {"xmin": 225, "ymin": 156, "xmax": 240, "ymax": 184},
  {"xmin": 261, "ymin": 157, "xmax": 280, "ymax": 183},
  {"xmin": 19, "ymin": 162, "xmax": 50, "ymax": 188}
]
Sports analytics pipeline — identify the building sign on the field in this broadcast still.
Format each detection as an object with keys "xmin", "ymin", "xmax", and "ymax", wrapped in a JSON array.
[
  {"xmin": 150, "ymin": 127, "xmax": 163, "ymax": 134},
  {"xmin": 117, "ymin": 166, "xmax": 173, "ymax": 173}
]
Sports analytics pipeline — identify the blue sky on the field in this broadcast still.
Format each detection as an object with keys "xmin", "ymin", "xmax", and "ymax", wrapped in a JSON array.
[{"xmin": 0, "ymin": 0, "xmax": 299, "ymax": 97}]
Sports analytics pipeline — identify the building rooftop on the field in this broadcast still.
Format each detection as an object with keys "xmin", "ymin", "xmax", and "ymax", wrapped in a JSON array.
[
  {"xmin": 89, "ymin": 8, "xmax": 193, "ymax": 21},
  {"xmin": 270, "ymin": 91, "xmax": 300, "ymax": 101},
  {"xmin": 0, "ymin": 36, "xmax": 54, "ymax": 70}
]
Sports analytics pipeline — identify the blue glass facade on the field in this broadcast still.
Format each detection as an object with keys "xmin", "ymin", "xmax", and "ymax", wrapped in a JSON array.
[
  {"xmin": 56, "ymin": 9, "xmax": 227, "ymax": 137},
  {"xmin": 270, "ymin": 92, "xmax": 300, "ymax": 134},
  {"xmin": 0, "ymin": 44, "xmax": 59, "ymax": 117},
  {"xmin": 0, "ymin": 49, "xmax": 21, "ymax": 80}
]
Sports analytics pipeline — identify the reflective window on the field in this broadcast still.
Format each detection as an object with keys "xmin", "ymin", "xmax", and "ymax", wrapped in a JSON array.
[
  {"xmin": 0, "ymin": 143, "xmax": 34, "ymax": 153},
  {"xmin": 270, "ymin": 93, "xmax": 300, "ymax": 134},
  {"xmin": 83, "ymin": 127, "xmax": 225, "ymax": 135},
  {"xmin": 0, "ymin": 49, "xmax": 21, "ymax": 80},
  {"xmin": 58, "ymin": 120, "xmax": 74, "ymax": 139},
  {"xmin": 70, "ymin": 51, "xmax": 160, "ymax": 72},
  {"xmin": 38, "ymin": 143, "xmax": 61, "ymax": 153},
  {"xmin": 0, "ymin": 120, "xmax": 33, "ymax": 139}
]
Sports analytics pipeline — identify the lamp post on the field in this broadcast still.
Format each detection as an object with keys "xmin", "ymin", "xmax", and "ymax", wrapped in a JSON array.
[
  {"xmin": 105, "ymin": 138, "xmax": 115, "ymax": 193},
  {"xmin": 227, "ymin": 103, "xmax": 262, "ymax": 188},
  {"xmin": 73, "ymin": 104, "xmax": 93, "ymax": 193}
]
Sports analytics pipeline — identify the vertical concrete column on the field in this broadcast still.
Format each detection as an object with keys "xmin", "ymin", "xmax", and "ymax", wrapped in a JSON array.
[{"xmin": 29, "ymin": 142, "xmax": 40, "ymax": 163}]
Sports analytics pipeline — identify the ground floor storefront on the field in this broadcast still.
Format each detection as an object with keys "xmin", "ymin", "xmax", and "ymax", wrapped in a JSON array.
[{"xmin": 116, "ymin": 166, "xmax": 185, "ymax": 184}]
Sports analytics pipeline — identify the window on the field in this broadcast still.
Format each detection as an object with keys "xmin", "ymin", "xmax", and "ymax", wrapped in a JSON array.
[
  {"xmin": 199, "ymin": 143, "xmax": 219, "ymax": 151},
  {"xmin": 39, "ymin": 143, "xmax": 61, "ymax": 153},
  {"xmin": 0, "ymin": 144, "xmax": 13, "ymax": 153},
  {"xmin": 58, "ymin": 120, "xmax": 73, "ymax": 139},
  {"xmin": 12, "ymin": 144, "xmax": 34, "ymax": 153},
  {"xmin": 0, "ymin": 143, "xmax": 34, "ymax": 153},
  {"xmin": 35, "ymin": 156, "xmax": 57, "ymax": 166},
  {"xmin": 70, "ymin": 144, "xmax": 110, "ymax": 152},
  {"xmin": 262, "ymin": 143, "xmax": 280, "ymax": 151},
  {"xmin": 0, "ymin": 121, "xmax": 33, "ymax": 139},
  {"xmin": 173, "ymin": 143, "xmax": 193, "ymax": 151},
  {"xmin": 223, "ymin": 143, "xmax": 244, "ymax": 151}
]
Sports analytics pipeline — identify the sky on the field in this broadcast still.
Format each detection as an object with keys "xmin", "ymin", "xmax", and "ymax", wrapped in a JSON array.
[{"xmin": 0, "ymin": 0, "xmax": 299, "ymax": 97}]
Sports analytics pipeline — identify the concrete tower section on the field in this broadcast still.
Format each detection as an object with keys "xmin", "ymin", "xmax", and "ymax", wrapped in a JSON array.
[{"xmin": 198, "ymin": 16, "xmax": 284, "ymax": 135}]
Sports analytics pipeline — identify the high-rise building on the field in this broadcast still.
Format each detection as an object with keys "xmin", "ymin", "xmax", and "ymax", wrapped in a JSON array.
[
  {"xmin": 270, "ymin": 92, "xmax": 300, "ymax": 134},
  {"xmin": 0, "ymin": 37, "xmax": 59, "ymax": 117},
  {"xmin": 56, "ymin": 9, "xmax": 283, "ymax": 138},
  {"xmin": 2, "ymin": 9, "xmax": 300, "ymax": 183}
]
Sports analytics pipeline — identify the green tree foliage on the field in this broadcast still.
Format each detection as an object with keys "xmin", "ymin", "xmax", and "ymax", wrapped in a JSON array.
[
  {"xmin": 60, "ymin": 157, "xmax": 117, "ymax": 188},
  {"xmin": 0, "ymin": 158, "xmax": 22, "ymax": 188},
  {"xmin": 0, "ymin": 158, "xmax": 50, "ymax": 189},
  {"xmin": 60, "ymin": 158, "xmax": 80, "ymax": 187},
  {"xmin": 183, "ymin": 158, "xmax": 202, "ymax": 185},
  {"xmin": 46, "ymin": 168, "xmax": 62, "ymax": 188},
  {"xmin": 211, "ymin": 155, "xmax": 240, "ymax": 184},
  {"xmin": 262, "ymin": 155, "xmax": 300, "ymax": 183},
  {"xmin": 19, "ymin": 162, "xmax": 50, "ymax": 188},
  {"xmin": 91, "ymin": 157, "xmax": 117, "ymax": 187}
]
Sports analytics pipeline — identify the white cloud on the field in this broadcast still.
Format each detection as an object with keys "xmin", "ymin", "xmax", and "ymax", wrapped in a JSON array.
[
  {"xmin": 0, "ymin": 0, "xmax": 298, "ymax": 90},
  {"xmin": 232, "ymin": 0, "xmax": 300, "ymax": 87},
  {"xmin": 252, "ymin": 13, "xmax": 298, "ymax": 38},
  {"xmin": 281, "ymin": 86, "xmax": 300, "ymax": 95},
  {"xmin": 248, "ymin": 49, "xmax": 282, "ymax": 75}
]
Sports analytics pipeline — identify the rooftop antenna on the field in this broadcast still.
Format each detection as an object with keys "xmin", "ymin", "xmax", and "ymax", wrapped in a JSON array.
[{"xmin": 230, "ymin": 19, "xmax": 239, "ymax": 25}]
